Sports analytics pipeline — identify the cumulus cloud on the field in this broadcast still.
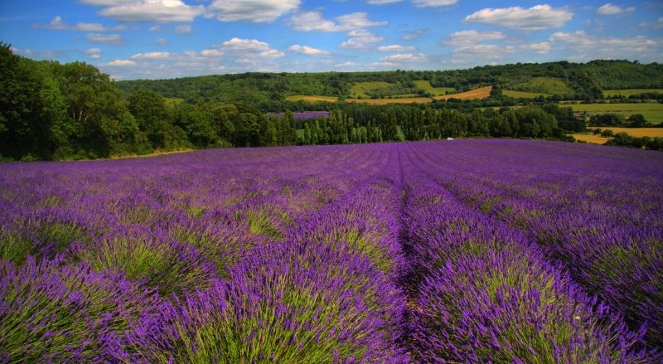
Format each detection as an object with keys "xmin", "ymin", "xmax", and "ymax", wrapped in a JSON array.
[
  {"xmin": 464, "ymin": 5, "xmax": 573, "ymax": 30},
  {"xmin": 445, "ymin": 30, "xmax": 505, "ymax": 46},
  {"xmin": 260, "ymin": 49, "xmax": 285, "ymax": 58},
  {"xmin": 549, "ymin": 31, "xmax": 660, "ymax": 61},
  {"xmin": 373, "ymin": 53, "xmax": 428, "ymax": 69},
  {"xmin": 131, "ymin": 52, "xmax": 171, "ymax": 59},
  {"xmin": 521, "ymin": 42, "xmax": 550, "ymax": 55},
  {"xmin": 290, "ymin": 11, "xmax": 387, "ymax": 32},
  {"xmin": 85, "ymin": 47, "xmax": 102, "ymax": 59},
  {"xmin": 99, "ymin": 0, "xmax": 205, "ymax": 23},
  {"xmin": 597, "ymin": 3, "xmax": 635, "ymax": 15},
  {"xmin": 44, "ymin": 16, "xmax": 125, "ymax": 31},
  {"xmin": 219, "ymin": 37, "xmax": 271, "ymax": 52},
  {"xmin": 378, "ymin": 44, "xmax": 416, "ymax": 52},
  {"xmin": 412, "ymin": 0, "xmax": 457, "ymax": 7},
  {"xmin": 86, "ymin": 33, "xmax": 123, "ymax": 45},
  {"xmin": 209, "ymin": 0, "xmax": 300, "ymax": 22},
  {"xmin": 340, "ymin": 29, "xmax": 384, "ymax": 49},
  {"xmin": 102, "ymin": 59, "xmax": 136, "ymax": 66},
  {"xmin": 289, "ymin": 45, "xmax": 331, "ymax": 55}
]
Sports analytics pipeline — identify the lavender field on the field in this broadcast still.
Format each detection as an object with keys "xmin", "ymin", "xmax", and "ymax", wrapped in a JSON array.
[{"xmin": 1, "ymin": 139, "xmax": 662, "ymax": 362}]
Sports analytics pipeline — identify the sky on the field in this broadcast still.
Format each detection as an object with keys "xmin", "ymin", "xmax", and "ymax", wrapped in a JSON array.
[{"xmin": 1, "ymin": 1, "xmax": 662, "ymax": 80}]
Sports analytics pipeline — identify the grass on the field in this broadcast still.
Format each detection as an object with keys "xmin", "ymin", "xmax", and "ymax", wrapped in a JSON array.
[
  {"xmin": 434, "ymin": 86, "xmax": 493, "ymax": 101},
  {"xmin": 568, "ymin": 102, "xmax": 663, "ymax": 124},
  {"xmin": 285, "ymin": 95, "xmax": 338, "ymax": 102},
  {"xmin": 603, "ymin": 89, "xmax": 663, "ymax": 97},
  {"xmin": 413, "ymin": 80, "xmax": 456, "ymax": 96},
  {"xmin": 510, "ymin": 77, "xmax": 573, "ymax": 95}
]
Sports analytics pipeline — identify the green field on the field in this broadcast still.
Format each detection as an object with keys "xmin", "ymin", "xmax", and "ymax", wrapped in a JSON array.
[
  {"xmin": 503, "ymin": 90, "xmax": 551, "ymax": 99},
  {"xmin": 509, "ymin": 77, "xmax": 574, "ymax": 95},
  {"xmin": 350, "ymin": 82, "xmax": 394, "ymax": 98},
  {"xmin": 413, "ymin": 80, "xmax": 456, "ymax": 96},
  {"xmin": 568, "ymin": 102, "xmax": 663, "ymax": 124},
  {"xmin": 603, "ymin": 89, "xmax": 663, "ymax": 97}
]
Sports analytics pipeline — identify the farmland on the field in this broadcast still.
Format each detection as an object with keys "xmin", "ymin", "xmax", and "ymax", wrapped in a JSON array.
[
  {"xmin": 1, "ymin": 140, "xmax": 662, "ymax": 362},
  {"xmin": 434, "ymin": 86, "xmax": 493, "ymax": 101},
  {"xmin": 568, "ymin": 102, "xmax": 663, "ymax": 124}
]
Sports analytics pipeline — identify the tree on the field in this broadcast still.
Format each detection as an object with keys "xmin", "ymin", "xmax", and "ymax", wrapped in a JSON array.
[
  {"xmin": 628, "ymin": 114, "xmax": 649, "ymax": 128},
  {"xmin": 128, "ymin": 88, "xmax": 170, "ymax": 149}
]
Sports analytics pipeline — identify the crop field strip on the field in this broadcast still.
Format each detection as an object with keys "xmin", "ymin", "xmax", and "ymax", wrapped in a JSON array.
[{"xmin": 1, "ymin": 140, "xmax": 662, "ymax": 362}]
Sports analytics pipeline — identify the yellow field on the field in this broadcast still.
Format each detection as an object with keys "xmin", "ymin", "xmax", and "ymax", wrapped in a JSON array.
[
  {"xmin": 586, "ymin": 127, "xmax": 663, "ymax": 138},
  {"xmin": 285, "ymin": 95, "xmax": 338, "ymax": 102},
  {"xmin": 573, "ymin": 127, "xmax": 663, "ymax": 144},
  {"xmin": 346, "ymin": 97, "xmax": 433, "ymax": 105},
  {"xmin": 572, "ymin": 134, "xmax": 611, "ymax": 144},
  {"xmin": 434, "ymin": 86, "xmax": 493, "ymax": 101}
]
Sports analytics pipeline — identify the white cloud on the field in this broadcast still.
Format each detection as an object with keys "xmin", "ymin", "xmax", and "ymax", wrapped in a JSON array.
[
  {"xmin": 382, "ymin": 53, "xmax": 427, "ymax": 62},
  {"xmin": 521, "ymin": 42, "xmax": 550, "ymax": 55},
  {"xmin": 260, "ymin": 49, "xmax": 285, "ymax": 58},
  {"xmin": 549, "ymin": 31, "xmax": 661, "ymax": 61},
  {"xmin": 99, "ymin": 0, "xmax": 205, "ymax": 23},
  {"xmin": 290, "ymin": 11, "xmax": 386, "ymax": 32},
  {"xmin": 446, "ymin": 30, "xmax": 505, "ymax": 46},
  {"xmin": 44, "ymin": 16, "xmax": 125, "ymax": 31},
  {"xmin": 102, "ymin": 59, "xmax": 136, "ymax": 66},
  {"xmin": 200, "ymin": 49, "xmax": 224, "ymax": 57},
  {"xmin": 597, "ymin": 3, "xmax": 635, "ymax": 15},
  {"xmin": 219, "ymin": 37, "xmax": 271, "ymax": 52},
  {"xmin": 464, "ymin": 5, "xmax": 573, "ymax": 30},
  {"xmin": 86, "ymin": 33, "xmax": 123, "ymax": 45},
  {"xmin": 85, "ymin": 47, "xmax": 102, "ymax": 59},
  {"xmin": 289, "ymin": 45, "xmax": 331, "ymax": 55},
  {"xmin": 209, "ymin": 0, "xmax": 300, "ymax": 22},
  {"xmin": 340, "ymin": 29, "xmax": 384, "ymax": 49},
  {"xmin": 131, "ymin": 52, "xmax": 171, "ymax": 59},
  {"xmin": 378, "ymin": 44, "xmax": 416, "ymax": 52},
  {"xmin": 156, "ymin": 38, "xmax": 169, "ymax": 45},
  {"xmin": 412, "ymin": 0, "xmax": 457, "ymax": 7},
  {"xmin": 657, "ymin": 17, "xmax": 663, "ymax": 28}
]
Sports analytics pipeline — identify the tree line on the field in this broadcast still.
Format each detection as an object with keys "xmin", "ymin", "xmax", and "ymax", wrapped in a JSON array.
[{"xmin": 8, "ymin": 43, "xmax": 662, "ymax": 161}]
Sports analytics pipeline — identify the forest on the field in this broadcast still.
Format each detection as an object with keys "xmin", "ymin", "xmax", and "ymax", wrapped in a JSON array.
[{"xmin": 2, "ymin": 41, "xmax": 662, "ymax": 161}]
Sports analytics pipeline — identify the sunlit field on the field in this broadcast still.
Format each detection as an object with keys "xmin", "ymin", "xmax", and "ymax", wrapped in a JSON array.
[{"xmin": 1, "ymin": 140, "xmax": 662, "ymax": 362}]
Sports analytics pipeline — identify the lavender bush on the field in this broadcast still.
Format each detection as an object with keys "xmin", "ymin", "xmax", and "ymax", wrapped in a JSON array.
[{"xmin": 1, "ymin": 140, "xmax": 661, "ymax": 361}]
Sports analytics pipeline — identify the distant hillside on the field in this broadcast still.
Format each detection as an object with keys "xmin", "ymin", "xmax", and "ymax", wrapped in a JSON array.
[{"xmin": 115, "ymin": 60, "xmax": 663, "ymax": 108}]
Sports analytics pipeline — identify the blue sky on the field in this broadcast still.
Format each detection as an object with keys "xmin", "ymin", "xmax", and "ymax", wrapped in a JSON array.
[{"xmin": 1, "ymin": 1, "xmax": 662, "ymax": 80}]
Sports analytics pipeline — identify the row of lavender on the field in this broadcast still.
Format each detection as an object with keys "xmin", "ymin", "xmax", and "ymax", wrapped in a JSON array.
[
  {"xmin": 2, "ymin": 140, "xmax": 662, "ymax": 361},
  {"xmin": 401, "ymin": 160, "xmax": 655, "ymax": 361},
  {"xmin": 401, "ymin": 140, "xmax": 663, "ymax": 352},
  {"xmin": 1, "ymin": 145, "xmax": 408, "ymax": 362}
]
